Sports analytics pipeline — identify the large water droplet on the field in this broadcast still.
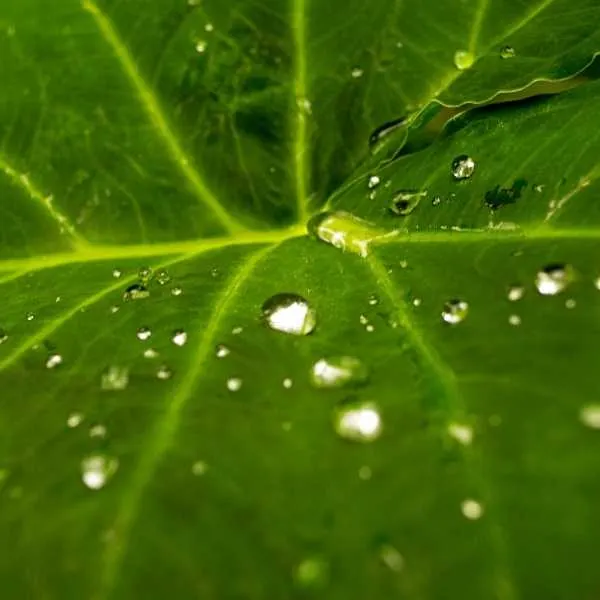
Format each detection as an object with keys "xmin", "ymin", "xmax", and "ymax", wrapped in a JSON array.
[
  {"xmin": 451, "ymin": 155, "xmax": 476, "ymax": 180},
  {"xmin": 441, "ymin": 299, "xmax": 469, "ymax": 324},
  {"xmin": 334, "ymin": 400, "xmax": 382, "ymax": 443},
  {"xmin": 124, "ymin": 283, "xmax": 149, "ymax": 301},
  {"xmin": 101, "ymin": 365, "xmax": 129, "ymax": 391},
  {"xmin": 172, "ymin": 329, "xmax": 187, "ymax": 347},
  {"xmin": 310, "ymin": 356, "xmax": 368, "ymax": 389},
  {"xmin": 81, "ymin": 454, "xmax": 119, "ymax": 490},
  {"xmin": 390, "ymin": 189, "xmax": 426, "ymax": 216},
  {"xmin": 454, "ymin": 50, "xmax": 475, "ymax": 70},
  {"xmin": 262, "ymin": 293, "xmax": 316, "ymax": 336},
  {"xmin": 535, "ymin": 264, "xmax": 574, "ymax": 295}
]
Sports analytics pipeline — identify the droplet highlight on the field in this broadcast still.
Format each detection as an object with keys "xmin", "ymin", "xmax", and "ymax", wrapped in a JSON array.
[{"xmin": 262, "ymin": 293, "xmax": 316, "ymax": 336}]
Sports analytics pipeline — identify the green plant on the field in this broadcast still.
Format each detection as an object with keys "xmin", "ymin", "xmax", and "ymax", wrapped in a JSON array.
[{"xmin": 2, "ymin": 0, "xmax": 600, "ymax": 597}]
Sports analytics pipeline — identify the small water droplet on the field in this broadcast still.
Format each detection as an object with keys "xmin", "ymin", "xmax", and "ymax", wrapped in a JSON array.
[
  {"xmin": 294, "ymin": 557, "xmax": 328, "ymax": 589},
  {"xmin": 191, "ymin": 460, "xmax": 208, "ymax": 476},
  {"xmin": 204, "ymin": 22, "xmax": 214, "ymax": 32},
  {"xmin": 368, "ymin": 294, "xmax": 379, "ymax": 306},
  {"xmin": 334, "ymin": 400, "xmax": 382, "ymax": 443},
  {"xmin": 441, "ymin": 300, "xmax": 469, "ymax": 324},
  {"xmin": 508, "ymin": 314, "xmax": 521, "ymax": 326},
  {"xmin": 535, "ymin": 264, "xmax": 574, "ymax": 295},
  {"xmin": 156, "ymin": 365, "xmax": 173, "ymax": 380},
  {"xmin": 136, "ymin": 327, "xmax": 152, "ymax": 341},
  {"xmin": 156, "ymin": 270, "xmax": 171, "ymax": 285},
  {"xmin": 227, "ymin": 377, "xmax": 243, "ymax": 392},
  {"xmin": 124, "ymin": 283, "xmax": 149, "ymax": 301},
  {"xmin": 283, "ymin": 377, "xmax": 293, "ymax": 389},
  {"xmin": 500, "ymin": 45, "xmax": 515, "ymax": 59},
  {"xmin": 89, "ymin": 424, "xmax": 107, "ymax": 439},
  {"xmin": 533, "ymin": 184, "xmax": 545, "ymax": 193},
  {"xmin": 172, "ymin": 329, "xmax": 187, "ymax": 346},
  {"xmin": 101, "ymin": 365, "xmax": 129, "ymax": 390},
  {"xmin": 67, "ymin": 412, "xmax": 84, "ymax": 428},
  {"xmin": 171, "ymin": 286, "xmax": 183, "ymax": 297},
  {"xmin": 390, "ymin": 189, "xmax": 426, "ymax": 216},
  {"xmin": 138, "ymin": 266, "xmax": 153, "ymax": 282},
  {"xmin": 507, "ymin": 285, "xmax": 525, "ymax": 301},
  {"xmin": 143, "ymin": 348, "xmax": 159, "ymax": 359},
  {"xmin": 112, "ymin": 268, "xmax": 122, "ymax": 279},
  {"xmin": 412, "ymin": 297, "xmax": 422, "ymax": 307},
  {"xmin": 262, "ymin": 293, "xmax": 316, "ymax": 336},
  {"xmin": 46, "ymin": 353, "xmax": 63, "ymax": 369},
  {"xmin": 454, "ymin": 49, "xmax": 475, "ymax": 70},
  {"xmin": 580, "ymin": 404, "xmax": 600, "ymax": 429},
  {"xmin": 351, "ymin": 67, "xmax": 364, "ymax": 78},
  {"xmin": 215, "ymin": 344, "xmax": 230, "ymax": 358},
  {"xmin": 447, "ymin": 422, "xmax": 473, "ymax": 445},
  {"xmin": 232, "ymin": 326, "xmax": 243, "ymax": 335},
  {"xmin": 461, "ymin": 498, "xmax": 484, "ymax": 520},
  {"xmin": 26, "ymin": 312, "xmax": 35, "ymax": 321},
  {"xmin": 368, "ymin": 175, "xmax": 381, "ymax": 189},
  {"xmin": 81, "ymin": 454, "xmax": 119, "ymax": 490},
  {"xmin": 432, "ymin": 196, "xmax": 442, "ymax": 206},
  {"xmin": 0, "ymin": 329, "xmax": 7, "ymax": 344},
  {"xmin": 565, "ymin": 298, "xmax": 576, "ymax": 309},
  {"xmin": 379, "ymin": 545, "xmax": 404, "ymax": 572},
  {"xmin": 451, "ymin": 155, "xmax": 476, "ymax": 180},
  {"xmin": 358, "ymin": 465, "xmax": 372, "ymax": 480},
  {"xmin": 311, "ymin": 356, "xmax": 368, "ymax": 389},
  {"xmin": 297, "ymin": 97, "xmax": 312, "ymax": 114},
  {"xmin": 195, "ymin": 40, "xmax": 207, "ymax": 53},
  {"xmin": 109, "ymin": 305, "xmax": 120, "ymax": 314}
]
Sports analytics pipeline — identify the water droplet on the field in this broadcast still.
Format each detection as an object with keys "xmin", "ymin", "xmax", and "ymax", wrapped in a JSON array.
[
  {"xmin": 311, "ymin": 356, "xmax": 368, "ymax": 389},
  {"xmin": 109, "ymin": 305, "xmax": 120, "ymax": 314},
  {"xmin": 454, "ymin": 49, "xmax": 475, "ymax": 70},
  {"xmin": 124, "ymin": 283, "xmax": 149, "ymax": 301},
  {"xmin": 461, "ymin": 498, "xmax": 484, "ymax": 520},
  {"xmin": 294, "ymin": 557, "xmax": 328, "ymax": 589},
  {"xmin": 89, "ymin": 424, "xmax": 107, "ymax": 439},
  {"xmin": 565, "ymin": 298, "xmax": 576, "ymax": 309},
  {"xmin": 156, "ymin": 270, "xmax": 171, "ymax": 285},
  {"xmin": 580, "ymin": 404, "xmax": 600, "ymax": 429},
  {"xmin": 508, "ymin": 314, "xmax": 521, "ymax": 326},
  {"xmin": 308, "ymin": 211, "xmax": 396, "ymax": 257},
  {"xmin": 67, "ymin": 412, "xmax": 84, "ymax": 428},
  {"xmin": 227, "ymin": 377, "xmax": 243, "ymax": 392},
  {"xmin": 172, "ymin": 329, "xmax": 187, "ymax": 346},
  {"xmin": 358, "ymin": 465, "xmax": 372, "ymax": 480},
  {"xmin": 447, "ymin": 422, "xmax": 473, "ymax": 445},
  {"xmin": 232, "ymin": 326, "xmax": 243, "ymax": 335},
  {"xmin": 46, "ymin": 353, "xmax": 63, "ymax": 369},
  {"xmin": 500, "ymin": 45, "xmax": 515, "ymax": 59},
  {"xmin": 204, "ymin": 22, "xmax": 214, "ymax": 32},
  {"xmin": 101, "ymin": 365, "xmax": 129, "ymax": 390},
  {"xmin": 262, "ymin": 293, "xmax": 316, "ymax": 336},
  {"xmin": 215, "ymin": 344, "xmax": 230, "ymax": 358},
  {"xmin": 412, "ymin": 297, "xmax": 422, "ymax": 307},
  {"xmin": 0, "ymin": 329, "xmax": 7, "ymax": 344},
  {"xmin": 112, "ymin": 268, "xmax": 122, "ymax": 279},
  {"xmin": 191, "ymin": 461, "xmax": 208, "ymax": 476},
  {"xmin": 156, "ymin": 365, "xmax": 173, "ymax": 380},
  {"xmin": 368, "ymin": 175, "xmax": 381, "ymax": 189},
  {"xmin": 432, "ymin": 196, "xmax": 442, "ymax": 206},
  {"xmin": 351, "ymin": 67, "xmax": 364, "ymax": 78},
  {"xmin": 171, "ymin": 286, "xmax": 183, "ymax": 296},
  {"xmin": 138, "ymin": 266, "xmax": 153, "ymax": 282},
  {"xmin": 136, "ymin": 326, "xmax": 152, "ymax": 341},
  {"xmin": 507, "ymin": 285, "xmax": 525, "ymax": 301},
  {"xmin": 143, "ymin": 348, "xmax": 159, "ymax": 359},
  {"xmin": 195, "ymin": 40, "xmax": 207, "ymax": 53},
  {"xmin": 334, "ymin": 400, "xmax": 382, "ymax": 443},
  {"xmin": 451, "ymin": 155, "xmax": 476, "ymax": 180},
  {"xmin": 369, "ymin": 116, "xmax": 407, "ymax": 153},
  {"xmin": 379, "ymin": 545, "xmax": 404, "ymax": 572},
  {"xmin": 297, "ymin": 97, "xmax": 312, "ymax": 114},
  {"xmin": 283, "ymin": 378, "xmax": 293, "ymax": 389},
  {"xmin": 368, "ymin": 294, "xmax": 379, "ymax": 306},
  {"xmin": 535, "ymin": 264, "xmax": 574, "ymax": 295},
  {"xmin": 81, "ymin": 454, "xmax": 119, "ymax": 490},
  {"xmin": 390, "ymin": 189, "xmax": 426, "ymax": 216},
  {"xmin": 26, "ymin": 312, "xmax": 35, "ymax": 321},
  {"xmin": 441, "ymin": 300, "xmax": 469, "ymax": 324}
]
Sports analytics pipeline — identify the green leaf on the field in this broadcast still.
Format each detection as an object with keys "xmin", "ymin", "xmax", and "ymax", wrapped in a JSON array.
[{"xmin": 1, "ymin": 0, "xmax": 600, "ymax": 598}]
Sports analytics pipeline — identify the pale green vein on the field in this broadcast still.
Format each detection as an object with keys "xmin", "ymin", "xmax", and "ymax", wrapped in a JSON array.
[
  {"xmin": 81, "ymin": 0, "xmax": 244, "ymax": 234},
  {"xmin": 367, "ymin": 254, "xmax": 517, "ymax": 600},
  {"xmin": 97, "ymin": 243, "xmax": 277, "ymax": 599},
  {"xmin": 292, "ymin": 0, "xmax": 309, "ymax": 222},
  {"xmin": 0, "ymin": 225, "xmax": 304, "ymax": 275},
  {"xmin": 468, "ymin": 0, "xmax": 490, "ymax": 54},
  {"xmin": 0, "ymin": 154, "xmax": 87, "ymax": 247}
]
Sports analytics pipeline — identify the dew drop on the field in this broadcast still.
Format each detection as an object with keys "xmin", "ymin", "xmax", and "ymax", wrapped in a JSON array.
[
  {"xmin": 500, "ymin": 45, "xmax": 516, "ymax": 59},
  {"xmin": 143, "ymin": 348, "xmax": 159, "ymax": 359},
  {"xmin": 508, "ymin": 314, "xmax": 521, "ymax": 326},
  {"xmin": 283, "ymin": 378, "xmax": 293, "ymax": 389},
  {"xmin": 136, "ymin": 326, "xmax": 152, "ymax": 341},
  {"xmin": 227, "ymin": 377, "xmax": 243, "ymax": 392},
  {"xmin": 379, "ymin": 544, "xmax": 404, "ymax": 572},
  {"xmin": 172, "ymin": 329, "xmax": 187, "ymax": 346},
  {"xmin": 294, "ymin": 557, "xmax": 328, "ymax": 589},
  {"xmin": 232, "ymin": 326, "xmax": 243, "ymax": 335},
  {"xmin": 297, "ymin": 97, "xmax": 312, "ymax": 114},
  {"xmin": 535, "ymin": 264, "xmax": 574, "ymax": 295},
  {"xmin": 451, "ymin": 155, "xmax": 476, "ymax": 180},
  {"xmin": 26, "ymin": 312, "xmax": 35, "ymax": 321},
  {"xmin": 156, "ymin": 270, "xmax": 171, "ymax": 285},
  {"xmin": 67, "ymin": 412, "xmax": 84, "ymax": 428},
  {"xmin": 358, "ymin": 465, "xmax": 372, "ymax": 480},
  {"xmin": 580, "ymin": 404, "xmax": 600, "ymax": 429},
  {"xmin": 138, "ymin": 266, "xmax": 153, "ymax": 282},
  {"xmin": 432, "ymin": 195, "xmax": 442, "ymax": 206},
  {"xmin": 368, "ymin": 294, "xmax": 379, "ymax": 306},
  {"xmin": 89, "ymin": 424, "xmax": 107, "ymax": 439},
  {"xmin": 454, "ymin": 49, "xmax": 475, "ymax": 70},
  {"xmin": 351, "ymin": 67, "xmax": 364, "ymax": 78},
  {"xmin": 204, "ymin": 22, "xmax": 214, "ymax": 32},
  {"xmin": 156, "ymin": 365, "xmax": 173, "ymax": 380},
  {"xmin": 389, "ymin": 189, "xmax": 426, "ymax": 216},
  {"xmin": 334, "ymin": 400, "xmax": 382, "ymax": 443},
  {"xmin": 262, "ymin": 293, "xmax": 316, "ymax": 336},
  {"xmin": 461, "ymin": 498, "xmax": 484, "ymax": 520},
  {"xmin": 0, "ymin": 329, "xmax": 7, "ymax": 344},
  {"xmin": 101, "ymin": 365, "xmax": 129, "ymax": 390},
  {"xmin": 507, "ymin": 285, "xmax": 525, "ymax": 301},
  {"xmin": 81, "ymin": 454, "xmax": 119, "ymax": 490},
  {"xmin": 441, "ymin": 299, "xmax": 469, "ymax": 324},
  {"xmin": 112, "ymin": 268, "xmax": 122, "ymax": 279},
  {"xmin": 46, "ymin": 353, "xmax": 63, "ymax": 369},
  {"xmin": 369, "ymin": 116, "xmax": 407, "ymax": 153},
  {"xmin": 447, "ymin": 422, "xmax": 473, "ymax": 445},
  {"xmin": 124, "ymin": 283, "xmax": 149, "ymax": 301},
  {"xmin": 191, "ymin": 461, "xmax": 208, "ymax": 476},
  {"xmin": 195, "ymin": 40, "xmax": 207, "ymax": 53},
  {"xmin": 311, "ymin": 356, "xmax": 368, "ymax": 389},
  {"xmin": 215, "ymin": 344, "xmax": 230, "ymax": 358},
  {"xmin": 565, "ymin": 298, "xmax": 576, "ymax": 309},
  {"xmin": 171, "ymin": 286, "xmax": 183, "ymax": 297},
  {"xmin": 368, "ymin": 175, "xmax": 381, "ymax": 189}
]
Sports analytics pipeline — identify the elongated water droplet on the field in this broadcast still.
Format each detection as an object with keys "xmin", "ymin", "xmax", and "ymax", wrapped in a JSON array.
[
  {"xmin": 46, "ymin": 353, "xmax": 63, "ymax": 369},
  {"xmin": 156, "ymin": 365, "xmax": 173, "ymax": 380},
  {"xmin": 81, "ymin": 454, "xmax": 118, "ymax": 490},
  {"xmin": 227, "ymin": 377, "xmax": 243, "ymax": 392},
  {"xmin": 334, "ymin": 400, "xmax": 382, "ymax": 443},
  {"xmin": 390, "ymin": 189, "xmax": 426, "ymax": 216},
  {"xmin": 451, "ymin": 155, "xmax": 476, "ymax": 180},
  {"xmin": 461, "ymin": 498, "xmax": 484, "ymax": 520},
  {"xmin": 500, "ymin": 45, "xmax": 515, "ymax": 59},
  {"xmin": 0, "ymin": 329, "xmax": 7, "ymax": 344},
  {"xmin": 441, "ymin": 299, "xmax": 469, "ymax": 324},
  {"xmin": 101, "ymin": 365, "xmax": 129, "ymax": 390},
  {"xmin": 311, "ymin": 356, "xmax": 368, "ymax": 389},
  {"xmin": 172, "ymin": 329, "xmax": 187, "ymax": 346},
  {"xmin": 215, "ymin": 344, "xmax": 230, "ymax": 358},
  {"xmin": 67, "ymin": 412, "xmax": 84, "ymax": 428},
  {"xmin": 369, "ymin": 116, "xmax": 407, "ymax": 153},
  {"xmin": 454, "ymin": 49, "xmax": 474, "ymax": 70},
  {"xmin": 580, "ymin": 404, "xmax": 600, "ymax": 429},
  {"xmin": 124, "ymin": 283, "xmax": 149, "ymax": 301},
  {"xmin": 262, "ymin": 293, "xmax": 316, "ymax": 336},
  {"xmin": 136, "ymin": 327, "xmax": 152, "ymax": 341},
  {"xmin": 535, "ymin": 264, "xmax": 574, "ymax": 295},
  {"xmin": 309, "ymin": 211, "xmax": 396, "ymax": 257},
  {"xmin": 507, "ymin": 285, "xmax": 525, "ymax": 301}
]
